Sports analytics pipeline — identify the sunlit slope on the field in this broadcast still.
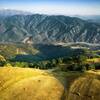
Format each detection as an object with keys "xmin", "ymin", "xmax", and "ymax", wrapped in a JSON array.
[
  {"xmin": 0, "ymin": 67, "xmax": 64, "ymax": 100},
  {"xmin": 0, "ymin": 43, "xmax": 39, "ymax": 59},
  {"xmin": 66, "ymin": 72, "xmax": 100, "ymax": 100},
  {"xmin": 0, "ymin": 55, "xmax": 6, "ymax": 62}
]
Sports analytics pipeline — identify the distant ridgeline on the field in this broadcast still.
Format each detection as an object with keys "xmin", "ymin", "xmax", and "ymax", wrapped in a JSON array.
[{"xmin": 0, "ymin": 14, "xmax": 100, "ymax": 44}]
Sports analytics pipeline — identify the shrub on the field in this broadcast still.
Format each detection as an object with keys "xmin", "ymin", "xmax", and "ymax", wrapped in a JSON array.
[
  {"xmin": 81, "ymin": 66, "xmax": 87, "ymax": 72},
  {"xmin": 14, "ymin": 62, "xmax": 29, "ymax": 68},
  {"xmin": 0, "ymin": 61, "xmax": 6, "ymax": 67},
  {"xmin": 95, "ymin": 63, "xmax": 100, "ymax": 70}
]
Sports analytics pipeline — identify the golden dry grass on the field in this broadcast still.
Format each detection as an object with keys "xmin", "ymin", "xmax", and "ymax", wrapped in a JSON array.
[
  {"xmin": 87, "ymin": 70, "xmax": 100, "ymax": 75},
  {"xmin": 66, "ymin": 71, "xmax": 100, "ymax": 100},
  {"xmin": 0, "ymin": 67, "xmax": 64, "ymax": 100},
  {"xmin": 0, "ymin": 55, "xmax": 6, "ymax": 62},
  {"xmin": 87, "ymin": 58, "xmax": 100, "ymax": 63},
  {"xmin": 0, "ymin": 67, "xmax": 100, "ymax": 100}
]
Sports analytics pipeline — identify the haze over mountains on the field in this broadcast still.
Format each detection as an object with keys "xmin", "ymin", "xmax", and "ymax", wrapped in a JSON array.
[
  {"xmin": 0, "ymin": 10, "xmax": 100, "ymax": 44},
  {"xmin": 0, "ymin": 9, "xmax": 32, "ymax": 16},
  {"xmin": 75, "ymin": 15, "xmax": 100, "ymax": 24}
]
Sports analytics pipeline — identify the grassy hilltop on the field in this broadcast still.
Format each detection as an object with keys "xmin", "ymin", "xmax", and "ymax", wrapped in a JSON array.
[
  {"xmin": 0, "ymin": 67, "xmax": 100, "ymax": 100},
  {"xmin": 0, "ymin": 67, "xmax": 64, "ymax": 100}
]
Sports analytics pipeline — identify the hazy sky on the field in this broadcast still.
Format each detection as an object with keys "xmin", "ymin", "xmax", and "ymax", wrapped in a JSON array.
[{"xmin": 0, "ymin": 0, "xmax": 100, "ymax": 15}]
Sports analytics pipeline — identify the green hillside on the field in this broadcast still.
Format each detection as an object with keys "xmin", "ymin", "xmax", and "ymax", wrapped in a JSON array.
[{"xmin": 0, "ymin": 43, "xmax": 39, "ymax": 59}]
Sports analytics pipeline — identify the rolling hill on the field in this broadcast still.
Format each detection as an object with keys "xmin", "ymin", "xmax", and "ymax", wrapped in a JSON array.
[
  {"xmin": 0, "ymin": 67, "xmax": 100, "ymax": 100},
  {"xmin": 0, "ymin": 43, "xmax": 99, "ymax": 63},
  {"xmin": 0, "ymin": 67, "xmax": 64, "ymax": 100},
  {"xmin": 0, "ymin": 43, "xmax": 39, "ymax": 59}
]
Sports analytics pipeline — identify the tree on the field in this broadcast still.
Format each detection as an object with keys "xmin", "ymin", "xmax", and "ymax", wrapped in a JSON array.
[
  {"xmin": 74, "ymin": 55, "xmax": 87, "ymax": 65},
  {"xmin": 57, "ymin": 58, "xmax": 63, "ymax": 64},
  {"xmin": 15, "ymin": 62, "xmax": 28, "ymax": 68}
]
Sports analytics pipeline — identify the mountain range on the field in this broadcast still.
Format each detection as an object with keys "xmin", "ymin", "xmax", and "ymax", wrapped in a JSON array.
[{"xmin": 0, "ymin": 10, "xmax": 100, "ymax": 44}]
